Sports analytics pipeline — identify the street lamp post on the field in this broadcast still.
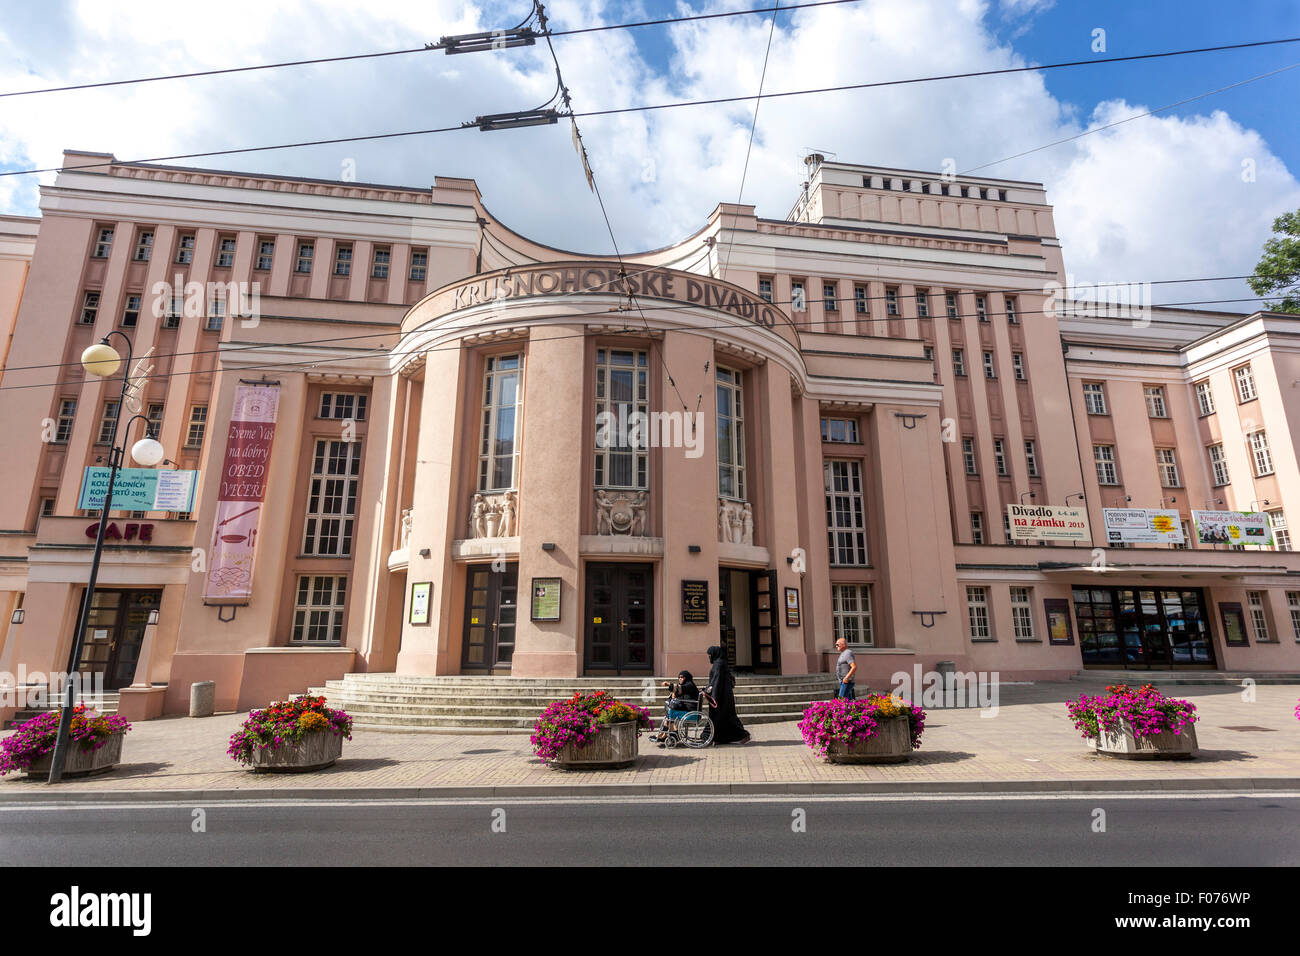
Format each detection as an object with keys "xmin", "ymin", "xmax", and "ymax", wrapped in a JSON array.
[{"xmin": 46, "ymin": 333, "xmax": 165, "ymax": 784}]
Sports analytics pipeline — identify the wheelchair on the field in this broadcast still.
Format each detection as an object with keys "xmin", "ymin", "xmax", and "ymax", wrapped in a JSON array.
[{"xmin": 654, "ymin": 694, "xmax": 715, "ymax": 748}]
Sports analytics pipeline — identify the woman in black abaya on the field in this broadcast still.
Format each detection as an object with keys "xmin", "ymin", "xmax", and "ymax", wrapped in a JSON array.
[{"xmin": 705, "ymin": 645, "xmax": 750, "ymax": 745}]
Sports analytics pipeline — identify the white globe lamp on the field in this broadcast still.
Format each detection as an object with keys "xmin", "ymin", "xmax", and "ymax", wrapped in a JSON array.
[
  {"xmin": 81, "ymin": 342, "xmax": 122, "ymax": 377},
  {"xmin": 131, "ymin": 437, "xmax": 166, "ymax": 467}
]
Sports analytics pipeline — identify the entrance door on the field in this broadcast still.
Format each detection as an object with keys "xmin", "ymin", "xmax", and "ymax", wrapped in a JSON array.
[
  {"xmin": 750, "ymin": 569, "xmax": 781, "ymax": 674},
  {"xmin": 1076, "ymin": 586, "xmax": 1215, "ymax": 669},
  {"xmin": 71, "ymin": 589, "xmax": 162, "ymax": 691},
  {"xmin": 718, "ymin": 567, "xmax": 781, "ymax": 674},
  {"xmin": 461, "ymin": 563, "xmax": 518, "ymax": 671},
  {"xmin": 584, "ymin": 563, "xmax": 653, "ymax": 674}
]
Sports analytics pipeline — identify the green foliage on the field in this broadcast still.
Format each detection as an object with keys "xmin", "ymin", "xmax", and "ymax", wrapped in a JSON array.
[{"xmin": 1249, "ymin": 209, "xmax": 1300, "ymax": 313}]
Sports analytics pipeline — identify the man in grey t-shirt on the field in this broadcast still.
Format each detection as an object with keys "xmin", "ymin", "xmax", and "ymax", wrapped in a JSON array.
[{"xmin": 834, "ymin": 636, "xmax": 857, "ymax": 700}]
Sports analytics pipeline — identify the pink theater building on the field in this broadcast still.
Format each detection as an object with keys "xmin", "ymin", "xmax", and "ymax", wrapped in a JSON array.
[{"xmin": 0, "ymin": 150, "xmax": 1297, "ymax": 719}]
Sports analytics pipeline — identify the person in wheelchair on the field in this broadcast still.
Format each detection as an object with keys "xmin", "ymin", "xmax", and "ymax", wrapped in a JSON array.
[{"xmin": 650, "ymin": 670, "xmax": 699, "ymax": 743}]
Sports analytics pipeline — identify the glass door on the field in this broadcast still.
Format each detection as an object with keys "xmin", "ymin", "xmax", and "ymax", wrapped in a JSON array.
[{"xmin": 461, "ymin": 563, "xmax": 518, "ymax": 671}]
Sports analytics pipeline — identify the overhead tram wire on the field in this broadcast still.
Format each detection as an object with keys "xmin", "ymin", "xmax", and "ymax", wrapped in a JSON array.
[
  {"xmin": 1, "ymin": 292, "xmax": 1285, "ymax": 394},
  {"xmin": 961, "ymin": 59, "xmax": 1300, "ymax": 174},
  {"xmin": 716, "ymin": 0, "xmax": 781, "ymax": 283},
  {"xmin": 0, "ymin": 273, "xmax": 1266, "ymax": 378},
  {"xmin": 0, "ymin": 1, "xmax": 867, "ymax": 100},
  {"xmin": 5, "ymin": 35, "xmax": 1300, "ymax": 179}
]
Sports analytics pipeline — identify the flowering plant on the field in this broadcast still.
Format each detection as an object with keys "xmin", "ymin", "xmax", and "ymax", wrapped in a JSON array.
[
  {"xmin": 227, "ymin": 695, "xmax": 353, "ymax": 766},
  {"xmin": 798, "ymin": 694, "xmax": 926, "ymax": 756},
  {"xmin": 530, "ymin": 691, "xmax": 653, "ymax": 764},
  {"xmin": 1066, "ymin": 684, "xmax": 1198, "ymax": 741},
  {"xmin": 0, "ymin": 705, "xmax": 132, "ymax": 776}
]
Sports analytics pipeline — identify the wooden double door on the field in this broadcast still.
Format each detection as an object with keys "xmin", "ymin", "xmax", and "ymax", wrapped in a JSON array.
[{"xmin": 584, "ymin": 563, "xmax": 653, "ymax": 675}]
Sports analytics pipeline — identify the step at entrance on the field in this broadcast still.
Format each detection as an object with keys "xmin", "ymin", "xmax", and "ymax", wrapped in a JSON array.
[{"xmin": 3, "ymin": 692, "xmax": 121, "ymax": 730}]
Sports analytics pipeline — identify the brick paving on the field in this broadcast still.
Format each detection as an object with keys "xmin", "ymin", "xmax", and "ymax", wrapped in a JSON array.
[{"xmin": 2, "ymin": 681, "xmax": 1298, "ymax": 796}]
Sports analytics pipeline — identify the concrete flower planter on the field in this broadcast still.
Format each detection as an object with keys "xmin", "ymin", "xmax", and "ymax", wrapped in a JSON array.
[
  {"xmin": 25, "ymin": 734, "xmax": 124, "ymax": 779},
  {"xmin": 1088, "ymin": 719, "xmax": 1198, "ymax": 760},
  {"xmin": 248, "ymin": 731, "xmax": 344, "ymax": 773},
  {"xmin": 551, "ymin": 720, "xmax": 639, "ymax": 770},
  {"xmin": 822, "ymin": 715, "xmax": 913, "ymax": 764}
]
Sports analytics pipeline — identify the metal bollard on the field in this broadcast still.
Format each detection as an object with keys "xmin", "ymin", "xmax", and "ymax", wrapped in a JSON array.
[{"xmin": 189, "ymin": 681, "xmax": 215, "ymax": 718}]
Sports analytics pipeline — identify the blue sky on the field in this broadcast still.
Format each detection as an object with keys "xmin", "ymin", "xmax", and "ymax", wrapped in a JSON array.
[{"xmin": 0, "ymin": 0, "xmax": 1297, "ymax": 307}]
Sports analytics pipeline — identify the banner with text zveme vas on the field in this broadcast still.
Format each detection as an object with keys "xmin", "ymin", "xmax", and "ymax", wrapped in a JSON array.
[{"xmin": 204, "ymin": 384, "xmax": 280, "ymax": 603}]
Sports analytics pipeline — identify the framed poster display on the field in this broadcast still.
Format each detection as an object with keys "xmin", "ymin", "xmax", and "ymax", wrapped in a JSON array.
[
  {"xmin": 531, "ymin": 577, "xmax": 562, "ymax": 622},
  {"xmin": 409, "ymin": 582, "xmax": 432, "ymax": 625}
]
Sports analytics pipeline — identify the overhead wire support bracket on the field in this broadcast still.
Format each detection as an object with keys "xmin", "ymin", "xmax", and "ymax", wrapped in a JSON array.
[
  {"xmin": 464, "ymin": 108, "xmax": 560, "ymax": 132},
  {"xmin": 430, "ymin": 28, "xmax": 539, "ymax": 55}
]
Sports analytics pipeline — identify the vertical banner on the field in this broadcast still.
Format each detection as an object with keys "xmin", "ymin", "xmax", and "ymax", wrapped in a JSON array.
[{"xmin": 204, "ymin": 384, "xmax": 281, "ymax": 603}]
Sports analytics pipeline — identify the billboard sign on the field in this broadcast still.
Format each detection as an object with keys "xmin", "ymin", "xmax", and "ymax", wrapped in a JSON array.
[
  {"xmin": 1006, "ymin": 504, "xmax": 1090, "ymax": 542},
  {"xmin": 1102, "ymin": 508, "xmax": 1184, "ymax": 544},
  {"xmin": 1191, "ymin": 510, "xmax": 1273, "ymax": 547}
]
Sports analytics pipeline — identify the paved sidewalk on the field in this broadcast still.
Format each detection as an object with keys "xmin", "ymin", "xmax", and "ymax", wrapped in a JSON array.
[{"xmin": 3, "ymin": 681, "xmax": 1298, "ymax": 799}]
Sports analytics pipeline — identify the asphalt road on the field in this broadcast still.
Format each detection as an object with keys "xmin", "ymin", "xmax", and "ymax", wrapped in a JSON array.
[{"xmin": 2, "ymin": 793, "xmax": 1298, "ymax": 866}]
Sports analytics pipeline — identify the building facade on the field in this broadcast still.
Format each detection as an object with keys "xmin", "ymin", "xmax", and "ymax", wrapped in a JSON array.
[{"xmin": 0, "ymin": 151, "xmax": 1297, "ymax": 718}]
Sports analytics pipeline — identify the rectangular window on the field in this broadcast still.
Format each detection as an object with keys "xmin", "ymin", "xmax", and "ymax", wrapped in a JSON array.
[
  {"xmin": 479, "ymin": 354, "xmax": 522, "ymax": 492},
  {"xmin": 185, "ymin": 404, "xmax": 208, "ymax": 449},
  {"xmin": 953, "ymin": 349, "xmax": 966, "ymax": 376},
  {"xmin": 1208, "ymin": 444, "xmax": 1230, "ymax": 486},
  {"xmin": 1156, "ymin": 448, "xmax": 1180, "ymax": 487},
  {"xmin": 970, "ymin": 511, "xmax": 984, "ymax": 544},
  {"xmin": 916, "ymin": 291, "xmax": 929, "ymax": 318},
  {"xmin": 92, "ymin": 227, "xmax": 114, "ymax": 259},
  {"xmin": 319, "ymin": 393, "xmax": 368, "ymax": 422},
  {"xmin": 292, "ymin": 575, "xmax": 348, "ymax": 644},
  {"xmin": 1234, "ymin": 364, "xmax": 1257, "ymax": 403},
  {"xmin": 923, "ymin": 345, "xmax": 935, "ymax": 363},
  {"xmin": 758, "ymin": 277, "xmax": 773, "ymax": 303},
  {"xmin": 215, "ymin": 236, "xmax": 237, "ymax": 268},
  {"xmin": 1288, "ymin": 591, "xmax": 1300, "ymax": 641},
  {"xmin": 1173, "ymin": 519, "xmax": 1192, "ymax": 550},
  {"xmin": 962, "ymin": 437, "xmax": 977, "ymax": 475},
  {"xmin": 945, "ymin": 292, "xmax": 958, "ymax": 318},
  {"xmin": 121, "ymin": 294, "xmax": 141, "ymax": 328},
  {"xmin": 295, "ymin": 241, "xmax": 314, "ymax": 273},
  {"xmin": 254, "ymin": 238, "xmax": 274, "ymax": 271},
  {"xmin": 175, "ymin": 233, "xmax": 196, "ymax": 264},
  {"xmin": 302, "ymin": 439, "xmax": 362, "ymax": 556},
  {"xmin": 1144, "ymin": 386, "xmax": 1167, "ymax": 418},
  {"xmin": 1195, "ymin": 380, "xmax": 1215, "ymax": 416},
  {"xmin": 825, "ymin": 460, "xmax": 868, "ymax": 566},
  {"xmin": 206, "ymin": 294, "xmax": 225, "ymax": 332},
  {"xmin": 976, "ymin": 295, "xmax": 988, "ymax": 322},
  {"xmin": 133, "ymin": 230, "xmax": 153, "ymax": 262},
  {"xmin": 823, "ymin": 282, "xmax": 837, "ymax": 311},
  {"xmin": 716, "ymin": 366, "xmax": 746, "ymax": 500},
  {"xmin": 96, "ymin": 401, "xmax": 120, "ymax": 445},
  {"xmin": 372, "ymin": 246, "xmax": 391, "ymax": 279},
  {"xmin": 1094, "ymin": 445, "xmax": 1117, "ymax": 485},
  {"xmin": 1025, "ymin": 439, "xmax": 1039, "ymax": 478},
  {"xmin": 1012, "ymin": 353, "xmax": 1026, "ymax": 381},
  {"xmin": 79, "ymin": 291, "xmax": 100, "ymax": 325},
  {"xmin": 832, "ymin": 584, "xmax": 873, "ymax": 646},
  {"xmin": 1249, "ymin": 591, "xmax": 1271, "ymax": 642},
  {"xmin": 854, "ymin": 285, "xmax": 867, "ymax": 314},
  {"xmin": 1005, "ymin": 296, "xmax": 1018, "ymax": 323},
  {"xmin": 409, "ymin": 248, "xmax": 429, "ymax": 282},
  {"xmin": 41, "ymin": 498, "xmax": 55, "ymax": 517},
  {"xmin": 594, "ymin": 348, "xmax": 649, "ymax": 490},
  {"xmin": 1083, "ymin": 382, "xmax": 1107, "ymax": 415},
  {"xmin": 55, "ymin": 398, "xmax": 76, "ymax": 442},
  {"xmin": 1250, "ymin": 430, "xmax": 1274, "ymax": 476},
  {"xmin": 1011, "ymin": 586, "xmax": 1034, "ymax": 639},
  {"xmin": 967, "ymin": 586, "xmax": 991, "ymax": 640},
  {"xmin": 145, "ymin": 402, "xmax": 164, "ymax": 439},
  {"xmin": 983, "ymin": 351, "xmax": 996, "ymax": 379},
  {"xmin": 1268, "ymin": 510, "xmax": 1290, "ymax": 552},
  {"xmin": 790, "ymin": 280, "xmax": 806, "ymax": 312},
  {"xmin": 993, "ymin": 438, "xmax": 1008, "ymax": 476},
  {"xmin": 334, "ymin": 244, "xmax": 353, "ymax": 277},
  {"xmin": 820, "ymin": 418, "xmax": 859, "ymax": 443},
  {"xmin": 885, "ymin": 287, "xmax": 899, "ymax": 316}
]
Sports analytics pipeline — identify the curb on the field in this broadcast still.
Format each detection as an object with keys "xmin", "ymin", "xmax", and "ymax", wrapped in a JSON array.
[{"xmin": 2, "ymin": 777, "xmax": 1298, "ymax": 803}]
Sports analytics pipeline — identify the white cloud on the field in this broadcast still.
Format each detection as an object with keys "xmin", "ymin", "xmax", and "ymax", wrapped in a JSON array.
[{"xmin": 0, "ymin": 0, "xmax": 1295, "ymax": 308}]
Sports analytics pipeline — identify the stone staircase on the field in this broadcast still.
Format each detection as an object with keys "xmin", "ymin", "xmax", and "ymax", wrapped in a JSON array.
[
  {"xmin": 309, "ymin": 673, "xmax": 839, "ymax": 734},
  {"xmin": 4, "ymin": 692, "xmax": 120, "ymax": 730},
  {"xmin": 1072, "ymin": 670, "xmax": 1300, "ymax": 686}
]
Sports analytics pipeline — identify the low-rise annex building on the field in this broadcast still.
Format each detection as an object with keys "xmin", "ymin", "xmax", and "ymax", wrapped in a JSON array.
[{"xmin": 0, "ymin": 150, "xmax": 1296, "ymax": 718}]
